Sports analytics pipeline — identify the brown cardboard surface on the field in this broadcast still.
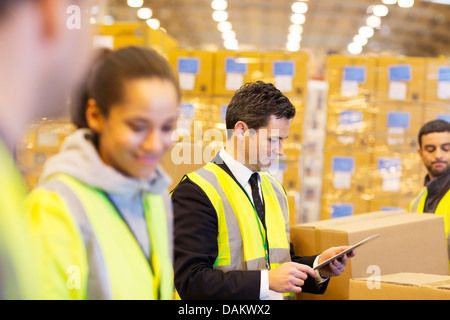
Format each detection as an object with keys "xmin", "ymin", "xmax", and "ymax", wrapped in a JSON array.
[
  {"xmin": 290, "ymin": 211, "xmax": 449, "ymax": 300},
  {"xmin": 349, "ymin": 273, "xmax": 450, "ymax": 300}
]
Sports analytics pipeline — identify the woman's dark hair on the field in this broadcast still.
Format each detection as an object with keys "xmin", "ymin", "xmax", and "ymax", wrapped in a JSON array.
[
  {"xmin": 225, "ymin": 81, "xmax": 296, "ymax": 139},
  {"xmin": 418, "ymin": 119, "xmax": 450, "ymax": 148},
  {"xmin": 71, "ymin": 46, "xmax": 181, "ymax": 128}
]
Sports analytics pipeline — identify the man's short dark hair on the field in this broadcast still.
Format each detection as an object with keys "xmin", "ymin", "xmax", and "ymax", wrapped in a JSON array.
[
  {"xmin": 225, "ymin": 81, "xmax": 296, "ymax": 139},
  {"xmin": 418, "ymin": 119, "xmax": 450, "ymax": 148}
]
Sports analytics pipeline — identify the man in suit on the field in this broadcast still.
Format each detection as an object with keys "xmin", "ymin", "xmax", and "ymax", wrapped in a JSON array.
[{"xmin": 172, "ymin": 81, "xmax": 355, "ymax": 300}]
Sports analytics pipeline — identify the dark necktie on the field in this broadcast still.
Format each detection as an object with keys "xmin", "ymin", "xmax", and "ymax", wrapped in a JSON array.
[{"xmin": 248, "ymin": 172, "xmax": 265, "ymax": 228}]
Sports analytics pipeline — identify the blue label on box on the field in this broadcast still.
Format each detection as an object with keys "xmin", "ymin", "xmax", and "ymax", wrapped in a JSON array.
[
  {"xmin": 332, "ymin": 156, "xmax": 355, "ymax": 173},
  {"xmin": 339, "ymin": 110, "xmax": 363, "ymax": 126},
  {"xmin": 331, "ymin": 203, "xmax": 353, "ymax": 218},
  {"xmin": 273, "ymin": 61, "xmax": 295, "ymax": 76},
  {"xmin": 225, "ymin": 57, "xmax": 247, "ymax": 74},
  {"xmin": 178, "ymin": 58, "xmax": 199, "ymax": 74},
  {"xmin": 381, "ymin": 206, "xmax": 403, "ymax": 212},
  {"xmin": 387, "ymin": 111, "xmax": 410, "ymax": 129},
  {"xmin": 178, "ymin": 103, "xmax": 196, "ymax": 119},
  {"xmin": 343, "ymin": 66, "xmax": 366, "ymax": 83},
  {"xmin": 438, "ymin": 67, "xmax": 450, "ymax": 82},
  {"xmin": 377, "ymin": 157, "xmax": 401, "ymax": 173},
  {"xmin": 437, "ymin": 114, "xmax": 450, "ymax": 123},
  {"xmin": 389, "ymin": 64, "xmax": 411, "ymax": 82}
]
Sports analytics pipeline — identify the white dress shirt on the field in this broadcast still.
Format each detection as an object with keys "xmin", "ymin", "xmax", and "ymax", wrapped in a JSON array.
[{"xmin": 218, "ymin": 147, "xmax": 326, "ymax": 300}]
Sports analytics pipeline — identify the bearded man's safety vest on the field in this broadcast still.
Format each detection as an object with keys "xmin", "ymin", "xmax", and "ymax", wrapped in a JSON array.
[
  {"xmin": 409, "ymin": 187, "xmax": 450, "ymax": 270},
  {"xmin": 185, "ymin": 163, "xmax": 293, "ymax": 297},
  {"xmin": 26, "ymin": 174, "xmax": 173, "ymax": 300}
]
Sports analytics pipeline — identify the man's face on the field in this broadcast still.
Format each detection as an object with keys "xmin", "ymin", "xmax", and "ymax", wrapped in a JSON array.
[
  {"xmin": 245, "ymin": 116, "xmax": 291, "ymax": 172},
  {"xmin": 419, "ymin": 131, "xmax": 450, "ymax": 180}
]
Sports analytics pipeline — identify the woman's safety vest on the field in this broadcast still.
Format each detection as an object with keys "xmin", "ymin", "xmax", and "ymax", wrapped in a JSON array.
[
  {"xmin": 409, "ymin": 187, "xmax": 450, "ymax": 271},
  {"xmin": 26, "ymin": 174, "xmax": 173, "ymax": 300},
  {"xmin": 186, "ymin": 163, "xmax": 293, "ymax": 298}
]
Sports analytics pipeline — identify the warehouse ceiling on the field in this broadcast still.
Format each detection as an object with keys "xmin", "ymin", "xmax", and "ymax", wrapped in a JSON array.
[{"xmin": 101, "ymin": 0, "xmax": 450, "ymax": 57}]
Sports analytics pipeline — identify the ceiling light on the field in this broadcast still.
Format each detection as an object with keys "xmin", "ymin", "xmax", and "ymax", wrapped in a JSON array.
[
  {"xmin": 286, "ymin": 42, "xmax": 300, "ymax": 52},
  {"xmin": 359, "ymin": 26, "xmax": 375, "ymax": 38},
  {"xmin": 291, "ymin": 2, "xmax": 308, "ymax": 14},
  {"xmin": 218, "ymin": 21, "xmax": 232, "ymax": 32},
  {"xmin": 137, "ymin": 8, "xmax": 152, "ymax": 20},
  {"xmin": 348, "ymin": 43, "xmax": 363, "ymax": 55},
  {"xmin": 289, "ymin": 24, "xmax": 303, "ymax": 34},
  {"xmin": 212, "ymin": 10, "xmax": 228, "ymax": 22},
  {"xmin": 211, "ymin": 0, "xmax": 228, "ymax": 11},
  {"xmin": 288, "ymin": 32, "xmax": 302, "ymax": 42},
  {"xmin": 290, "ymin": 13, "xmax": 306, "ymax": 24},
  {"xmin": 353, "ymin": 34, "xmax": 368, "ymax": 46},
  {"xmin": 398, "ymin": 0, "xmax": 414, "ymax": 7},
  {"xmin": 366, "ymin": 15, "xmax": 381, "ymax": 28},
  {"xmin": 146, "ymin": 18, "xmax": 160, "ymax": 30},
  {"xmin": 127, "ymin": 0, "xmax": 143, "ymax": 8},
  {"xmin": 382, "ymin": 0, "xmax": 397, "ymax": 4},
  {"xmin": 224, "ymin": 38, "xmax": 239, "ymax": 50},
  {"xmin": 221, "ymin": 30, "xmax": 236, "ymax": 40},
  {"xmin": 372, "ymin": 4, "xmax": 389, "ymax": 16}
]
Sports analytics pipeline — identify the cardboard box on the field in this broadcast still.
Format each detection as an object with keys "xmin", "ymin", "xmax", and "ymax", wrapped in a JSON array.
[
  {"xmin": 326, "ymin": 55, "xmax": 377, "ymax": 101},
  {"xmin": 213, "ymin": 51, "xmax": 263, "ymax": 96},
  {"xmin": 424, "ymin": 57, "xmax": 450, "ymax": 103},
  {"xmin": 349, "ymin": 273, "xmax": 450, "ymax": 300},
  {"xmin": 290, "ymin": 211, "xmax": 449, "ymax": 300},
  {"xmin": 262, "ymin": 51, "xmax": 309, "ymax": 98},
  {"xmin": 168, "ymin": 49, "xmax": 215, "ymax": 95},
  {"xmin": 376, "ymin": 57, "xmax": 426, "ymax": 103}
]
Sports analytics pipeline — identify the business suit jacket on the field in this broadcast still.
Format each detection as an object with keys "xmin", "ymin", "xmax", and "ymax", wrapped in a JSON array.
[{"xmin": 172, "ymin": 154, "xmax": 328, "ymax": 300}]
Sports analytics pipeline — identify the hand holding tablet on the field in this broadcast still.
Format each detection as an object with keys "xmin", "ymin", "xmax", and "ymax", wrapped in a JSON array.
[{"xmin": 314, "ymin": 233, "xmax": 380, "ymax": 271}]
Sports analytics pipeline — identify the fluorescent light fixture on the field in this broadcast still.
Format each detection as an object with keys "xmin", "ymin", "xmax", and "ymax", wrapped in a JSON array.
[
  {"xmin": 127, "ymin": 0, "xmax": 143, "ymax": 8},
  {"xmin": 137, "ymin": 8, "xmax": 152, "ymax": 20},
  {"xmin": 291, "ymin": 2, "xmax": 308, "ymax": 14},
  {"xmin": 218, "ymin": 21, "xmax": 232, "ymax": 32},
  {"xmin": 398, "ymin": 0, "xmax": 414, "ymax": 7},
  {"xmin": 146, "ymin": 18, "xmax": 160, "ymax": 30},
  {"xmin": 211, "ymin": 0, "xmax": 228, "ymax": 11},
  {"xmin": 372, "ymin": 4, "xmax": 389, "ymax": 16},
  {"xmin": 348, "ymin": 42, "xmax": 362, "ymax": 54},
  {"xmin": 290, "ymin": 13, "xmax": 306, "ymax": 24},
  {"xmin": 212, "ymin": 10, "xmax": 228, "ymax": 22},
  {"xmin": 359, "ymin": 26, "xmax": 375, "ymax": 38}
]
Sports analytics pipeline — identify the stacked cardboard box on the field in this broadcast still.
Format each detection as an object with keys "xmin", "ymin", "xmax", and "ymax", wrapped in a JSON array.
[
  {"xmin": 349, "ymin": 273, "xmax": 450, "ymax": 300},
  {"xmin": 290, "ymin": 211, "xmax": 449, "ymax": 300}
]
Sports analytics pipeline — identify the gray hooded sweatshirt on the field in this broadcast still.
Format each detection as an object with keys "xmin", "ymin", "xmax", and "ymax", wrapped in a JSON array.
[{"xmin": 39, "ymin": 129, "xmax": 173, "ymax": 260}]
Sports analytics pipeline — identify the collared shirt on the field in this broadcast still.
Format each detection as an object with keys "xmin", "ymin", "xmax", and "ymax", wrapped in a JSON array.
[{"xmin": 218, "ymin": 147, "xmax": 325, "ymax": 300}]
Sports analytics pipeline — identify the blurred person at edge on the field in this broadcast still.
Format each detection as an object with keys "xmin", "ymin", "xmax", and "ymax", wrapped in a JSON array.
[
  {"xmin": 24, "ymin": 46, "xmax": 180, "ymax": 299},
  {"xmin": 0, "ymin": 0, "xmax": 91, "ymax": 299},
  {"xmin": 409, "ymin": 119, "xmax": 450, "ymax": 270}
]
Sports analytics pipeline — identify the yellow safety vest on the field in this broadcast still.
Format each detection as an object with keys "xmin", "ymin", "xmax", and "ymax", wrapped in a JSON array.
[
  {"xmin": 185, "ymin": 162, "xmax": 293, "ymax": 298},
  {"xmin": 409, "ymin": 187, "xmax": 450, "ymax": 270},
  {"xmin": 25, "ymin": 174, "xmax": 173, "ymax": 300},
  {"xmin": 0, "ymin": 140, "xmax": 40, "ymax": 299}
]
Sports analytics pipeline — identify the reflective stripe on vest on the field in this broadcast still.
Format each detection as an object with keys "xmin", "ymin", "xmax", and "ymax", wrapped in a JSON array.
[
  {"xmin": 43, "ymin": 174, "xmax": 173, "ymax": 300},
  {"xmin": 410, "ymin": 187, "xmax": 450, "ymax": 270},
  {"xmin": 187, "ymin": 163, "xmax": 291, "ymax": 273}
]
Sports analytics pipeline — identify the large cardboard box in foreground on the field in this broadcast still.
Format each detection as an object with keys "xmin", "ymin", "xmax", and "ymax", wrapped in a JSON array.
[
  {"xmin": 290, "ymin": 211, "xmax": 449, "ymax": 300},
  {"xmin": 349, "ymin": 273, "xmax": 450, "ymax": 300}
]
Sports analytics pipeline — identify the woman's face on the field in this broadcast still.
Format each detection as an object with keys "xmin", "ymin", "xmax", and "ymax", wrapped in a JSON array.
[{"xmin": 92, "ymin": 77, "xmax": 179, "ymax": 179}]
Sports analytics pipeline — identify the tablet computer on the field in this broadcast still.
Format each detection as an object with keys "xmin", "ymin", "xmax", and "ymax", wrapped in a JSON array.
[{"xmin": 313, "ymin": 233, "xmax": 380, "ymax": 270}]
